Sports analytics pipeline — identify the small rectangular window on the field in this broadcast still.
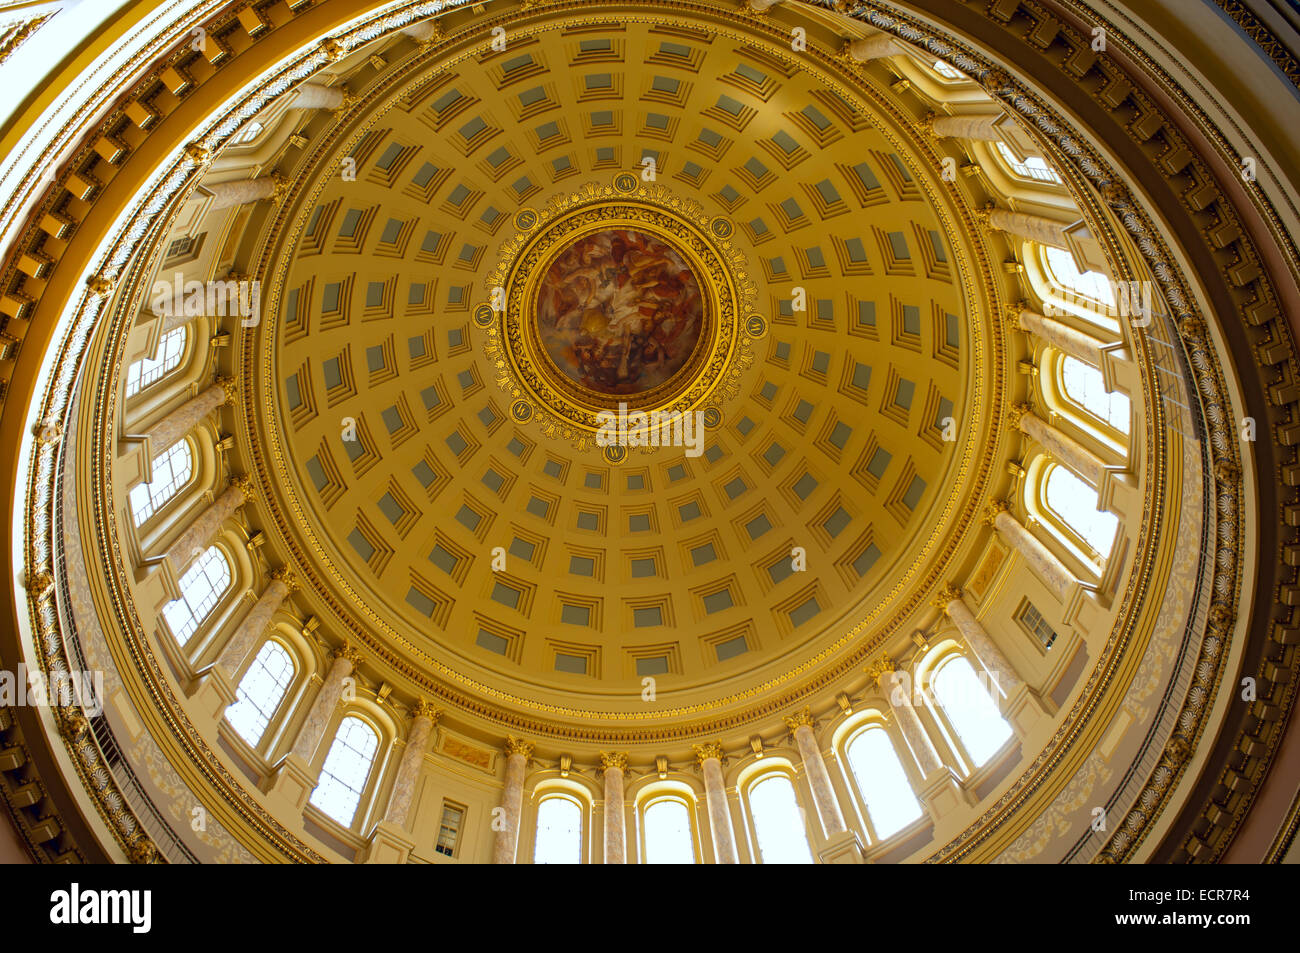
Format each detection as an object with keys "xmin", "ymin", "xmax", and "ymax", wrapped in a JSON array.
[
  {"xmin": 1017, "ymin": 600, "xmax": 1059, "ymax": 650},
  {"xmin": 435, "ymin": 802, "xmax": 466, "ymax": 856}
]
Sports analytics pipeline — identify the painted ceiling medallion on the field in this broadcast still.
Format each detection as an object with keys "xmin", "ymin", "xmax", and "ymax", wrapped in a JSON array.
[{"xmin": 482, "ymin": 180, "xmax": 757, "ymax": 450}]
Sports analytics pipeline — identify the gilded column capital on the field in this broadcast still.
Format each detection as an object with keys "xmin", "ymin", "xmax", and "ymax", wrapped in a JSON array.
[
  {"xmin": 865, "ymin": 655, "xmax": 896, "ymax": 686},
  {"xmin": 183, "ymin": 142, "xmax": 212, "ymax": 166},
  {"xmin": 333, "ymin": 85, "xmax": 358, "ymax": 116},
  {"xmin": 331, "ymin": 640, "xmax": 364, "ymax": 671},
  {"xmin": 504, "ymin": 735, "xmax": 534, "ymax": 760},
  {"xmin": 933, "ymin": 584, "xmax": 962, "ymax": 610},
  {"xmin": 268, "ymin": 564, "xmax": 298, "ymax": 592},
  {"xmin": 214, "ymin": 374, "xmax": 238, "ymax": 403},
  {"xmin": 411, "ymin": 698, "xmax": 440, "ymax": 724},
  {"xmin": 269, "ymin": 172, "xmax": 289, "ymax": 206},
  {"xmin": 692, "ymin": 741, "xmax": 725, "ymax": 766},
  {"xmin": 1004, "ymin": 301, "xmax": 1026, "ymax": 331},
  {"xmin": 599, "ymin": 752, "xmax": 630, "ymax": 773},
  {"xmin": 974, "ymin": 202, "xmax": 997, "ymax": 228},
  {"xmin": 230, "ymin": 473, "xmax": 255, "ymax": 502},
  {"xmin": 782, "ymin": 706, "xmax": 815, "ymax": 732},
  {"xmin": 985, "ymin": 499, "xmax": 1012, "ymax": 525},
  {"xmin": 919, "ymin": 111, "xmax": 939, "ymax": 137},
  {"xmin": 1008, "ymin": 401, "xmax": 1033, "ymax": 429},
  {"xmin": 320, "ymin": 38, "xmax": 346, "ymax": 62}
]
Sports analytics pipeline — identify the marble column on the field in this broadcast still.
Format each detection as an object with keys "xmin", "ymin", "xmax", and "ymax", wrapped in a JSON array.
[
  {"xmin": 400, "ymin": 20, "xmax": 442, "ymax": 43},
  {"xmin": 142, "ymin": 377, "xmax": 234, "ymax": 451},
  {"xmin": 784, "ymin": 708, "xmax": 846, "ymax": 836},
  {"xmin": 267, "ymin": 642, "xmax": 362, "ymax": 812},
  {"xmin": 869, "ymin": 658, "xmax": 964, "ymax": 822},
  {"xmin": 870, "ymin": 659, "xmax": 942, "ymax": 777},
  {"xmin": 1011, "ymin": 403, "xmax": 1106, "ymax": 486},
  {"xmin": 980, "ymin": 206, "xmax": 1070, "ymax": 248},
  {"xmin": 935, "ymin": 586, "xmax": 1024, "ymax": 698},
  {"xmin": 987, "ymin": 500, "xmax": 1074, "ymax": 601},
  {"xmin": 928, "ymin": 113, "xmax": 1005, "ymax": 141},
  {"xmin": 693, "ymin": 742, "xmax": 738, "ymax": 864},
  {"xmin": 383, "ymin": 701, "xmax": 439, "ymax": 828},
  {"xmin": 163, "ymin": 476, "xmax": 252, "ymax": 575},
  {"xmin": 203, "ymin": 176, "xmax": 283, "ymax": 211},
  {"xmin": 215, "ymin": 568, "xmax": 295, "ymax": 677},
  {"xmin": 1011, "ymin": 306, "xmax": 1108, "ymax": 366},
  {"xmin": 844, "ymin": 33, "xmax": 902, "ymax": 61},
  {"xmin": 492, "ymin": 736, "xmax": 532, "ymax": 864},
  {"xmin": 600, "ymin": 752, "xmax": 628, "ymax": 864},
  {"xmin": 290, "ymin": 82, "xmax": 348, "ymax": 110},
  {"xmin": 290, "ymin": 643, "xmax": 362, "ymax": 763},
  {"xmin": 194, "ymin": 567, "xmax": 294, "ymax": 720}
]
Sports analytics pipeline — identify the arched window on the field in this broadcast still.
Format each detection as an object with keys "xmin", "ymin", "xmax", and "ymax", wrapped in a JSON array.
[
  {"xmin": 1060, "ymin": 356, "xmax": 1130, "ymax": 436},
  {"xmin": 642, "ymin": 797, "xmax": 695, "ymax": 864},
  {"xmin": 995, "ymin": 141, "xmax": 1062, "ymax": 184},
  {"xmin": 309, "ymin": 715, "xmax": 379, "ymax": 826},
  {"xmin": 125, "ymin": 326, "xmax": 187, "ymax": 397},
  {"xmin": 533, "ymin": 794, "xmax": 583, "ymax": 864},
  {"xmin": 932, "ymin": 654, "xmax": 1012, "ymax": 768},
  {"xmin": 747, "ymin": 774, "xmax": 813, "ymax": 864},
  {"xmin": 1043, "ymin": 246, "xmax": 1114, "ymax": 307},
  {"xmin": 162, "ymin": 545, "xmax": 230, "ymax": 643},
  {"xmin": 129, "ymin": 439, "xmax": 193, "ymax": 525},
  {"xmin": 845, "ymin": 726, "xmax": 923, "ymax": 840},
  {"xmin": 1044, "ymin": 464, "xmax": 1118, "ymax": 559},
  {"xmin": 226, "ymin": 640, "xmax": 295, "ymax": 747}
]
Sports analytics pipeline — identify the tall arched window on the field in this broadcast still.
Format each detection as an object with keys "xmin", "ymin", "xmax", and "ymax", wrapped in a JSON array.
[
  {"xmin": 642, "ymin": 797, "xmax": 695, "ymax": 864},
  {"xmin": 533, "ymin": 794, "xmax": 583, "ymax": 864},
  {"xmin": 932, "ymin": 654, "xmax": 1012, "ymax": 768},
  {"xmin": 995, "ymin": 141, "xmax": 1062, "ymax": 184},
  {"xmin": 1043, "ymin": 246, "xmax": 1114, "ymax": 307},
  {"xmin": 125, "ymin": 326, "xmax": 187, "ymax": 397},
  {"xmin": 1044, "ymin": 463, "xmax": 1118, "ymax": 559},
  {"xmin": 845, "ymin": 726, "xmax": 923, "ymax": 840},
  {"xmin": 1061, "ymin": 356, "xmax": 1130, "ymax": 436},
  {"xmin": 747, "ymin": 774, "xmax": 813, "ymax": 864},
  {"xmin": 309, "ymin": 715, "xmax": 379, "ymax": 826},
  {"xmin": 162, "ymin": 545, "xmax": 230, "ymax": 643},
  {"xmin": 226, "ymin": 640, "xmax": 295, "ymax": 747},
  {"xmin": 129, "ymin": 439, "xmax": 193, "ymax": 525}
]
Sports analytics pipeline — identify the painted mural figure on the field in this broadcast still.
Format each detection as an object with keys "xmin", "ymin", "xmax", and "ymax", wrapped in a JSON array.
[{"xmin": 535, "ymin": 228, "xmax": 704, "ymax": 395}]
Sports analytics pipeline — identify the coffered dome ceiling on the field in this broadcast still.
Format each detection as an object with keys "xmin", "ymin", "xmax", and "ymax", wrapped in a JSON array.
[{"xmin": 248, "ymin": 12, "xmax": 998, "ymax": 731}]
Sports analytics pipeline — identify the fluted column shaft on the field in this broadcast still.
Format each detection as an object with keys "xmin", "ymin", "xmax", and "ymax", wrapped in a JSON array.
[
  {"xmin": 215, "ymin": 577, "xmax": 291, "ymax": 677},
  {"xmin": 143, "ymin": 382, "xmax": 229, "ymax": 451},
  {"xmin": 383, "ymin": 705, "xmax": 438, "ymax": 828},
  {"xmin": 988, "ymin": 208, "xmax": 1070, "ymax": 249},
  {"xmin": 696, "ymin": 747, "xmax": 738, "ymax": 864},
  {"xmin": 204, "ymin": 177, "xmax": 278, "ymax": 211},
  {"xmin": 1018, "ymin": 409, "xmax": 1107, "ymax": 486},
  {"xmin": 874, "ymin": 666, "xmax": 943, "ymax": 776},
  {"xmin": 942, "ymin": 592, "xmax": 1025, "ymax": 697},
  {"xmin": 163, "ymin": 482, "xmax": 246, "ymax": 575},
  {"xmin": 845, "ymin": 33, "xmax": 902, "ymax": 61},
  {"xmin": 290, "ymin": 82, "xmax": 344, "ymax": 110},
  {"xmin": 601, "ymin": 755, "xmax": 627, "ymax": 864},
  {"xmin": 492, "ymin": 743, "xmax": 530, "ymax": 864},
  {"xmin": 289, "ymin": 650, "xmax": 357, "ymax": 762},
  {"xmin": 786, "ymin": 714, "xmax": 846, "ymax": 836},
  {"xmin": 992, "ymin": 508, "xmax": 1074, "ymax": 601},
  {"xmin": 932, "ymin": 113, "xmax": 1003, "ymax": 141},
  {"xmin": 1015, "ymin": 308, "xmax": 1108, "ymax": 365}
]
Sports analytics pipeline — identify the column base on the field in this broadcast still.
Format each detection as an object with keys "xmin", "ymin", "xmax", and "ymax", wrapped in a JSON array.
[
  {"xmin": 362, "ymin": 820, "xmax": 415, "ymax": 864},
  {"xmin": 1003, "ymin": 682, "xmax": 1047, "ymax": 737},
  {"xmin": 817, "ymin": 829, "xmax": 866, "ymax": 864},
  {"xmin": 917, "ymin": 767, "xmax": 967, "ymax": 822},
  {"xmin": 191, "ymin": 666, "xmax": 238, "ymax": 722},
  {"xmin": 265, "ymin": 753, "xmax": 318, "ymax": 814}
]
